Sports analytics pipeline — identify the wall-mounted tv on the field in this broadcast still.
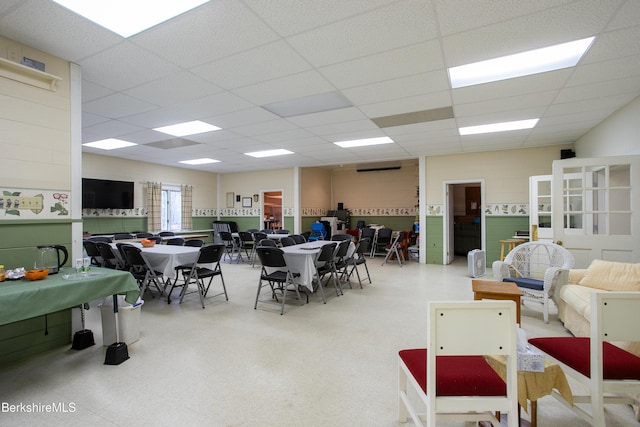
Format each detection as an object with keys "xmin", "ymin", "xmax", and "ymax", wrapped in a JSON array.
[{"xmin": 82, "ymin": 178, "xmax": 134, "ymax": 209}]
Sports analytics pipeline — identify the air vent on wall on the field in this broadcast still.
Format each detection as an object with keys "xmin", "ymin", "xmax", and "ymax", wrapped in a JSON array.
[{"xmin": 356, "ymin": 162, "xmax": 401, "ymax": 172}]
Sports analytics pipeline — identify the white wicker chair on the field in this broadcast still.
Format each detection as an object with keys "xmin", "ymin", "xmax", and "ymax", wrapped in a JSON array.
[{"xmin": 492, "ymin": 241, "xmax": 574, "ymax": 323}]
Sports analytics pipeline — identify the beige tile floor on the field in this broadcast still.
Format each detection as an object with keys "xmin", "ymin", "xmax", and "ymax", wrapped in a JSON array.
[{"xmin": 0, "ymin": 255, "xmax": 637, "ymax": 426}]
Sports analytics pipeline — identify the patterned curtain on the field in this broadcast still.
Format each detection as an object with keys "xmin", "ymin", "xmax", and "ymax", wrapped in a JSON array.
[
  {"xmin": 181, "ymin": 184, "xmax": 193, "ymax": 230},
  {"xmin": 146, "ymin": 182, "xmax": 162, "ymax": 231}
]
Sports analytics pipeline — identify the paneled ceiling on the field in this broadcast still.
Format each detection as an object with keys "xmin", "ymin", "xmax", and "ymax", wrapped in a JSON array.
[{"xmin": 1, "ymin": 0, "xmax": 639, "ymax": 173}]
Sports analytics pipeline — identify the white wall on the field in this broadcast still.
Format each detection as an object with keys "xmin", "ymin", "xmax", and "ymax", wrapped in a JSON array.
[
  {"xmin": 83, "ymin": 153, "xmax": 217, "ymax": 209},
  {"xmin": 576, "ymin": 95, "xmax": 640, "ymax": 157},
  {"xmin": 424, "ymin": 144, "xmax": 573, "ymax": 205}
]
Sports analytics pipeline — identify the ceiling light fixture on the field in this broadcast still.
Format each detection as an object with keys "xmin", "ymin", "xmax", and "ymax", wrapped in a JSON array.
[
  {"xmin": 153, "ymin": 120, "xmax": 221, "ymax": 137},
  {"xmin": 52, "ymin": 0, "xmax": 210, "ymax": 38},
  {"xmin": 179, "ymin": 158, "xmax": 220, "ymax": 165},
  {"xmin": 448, "ymin": 36, "xmax": 595, "ymax": 88},
  {"xmin": 459, "ymin": 119, "xmax": 539, "ymax": 136},
  {"xmin": 333, "ymin": 136, "xmax": 394, "ymax": 148},
  {"xmin": 244, "ymin": 149, "xmax": 294, "ymax": 158},
  {"xmin": 82, "ymin": 138, "xmax": 137, "ymax": 150}
]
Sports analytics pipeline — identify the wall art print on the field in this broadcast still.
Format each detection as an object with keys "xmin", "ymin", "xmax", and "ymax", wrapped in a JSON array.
[{"xmin": 1, "ymin": 188, "xmax": 70, "ymax": 219}]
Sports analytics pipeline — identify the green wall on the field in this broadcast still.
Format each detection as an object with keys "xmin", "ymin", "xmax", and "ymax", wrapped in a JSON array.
[
  {"xmin": 0, "ymin": 220, "xmax": 74, "ymax": 364},
  {"xmin": 422, "ymin": 216, "xmax": 530, "ymax": 265},
  {"xmin": 485, "ymin": 216, "xmax": 529, "ymax": 263}
]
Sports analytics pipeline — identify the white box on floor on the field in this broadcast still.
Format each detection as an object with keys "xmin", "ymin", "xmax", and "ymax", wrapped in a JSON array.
[{"xmin": 99, "ymin": 297, "xmax": 143, "ymax": 346}]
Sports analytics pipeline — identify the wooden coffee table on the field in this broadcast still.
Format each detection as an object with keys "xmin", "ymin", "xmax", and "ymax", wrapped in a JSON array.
[{"xmin": 472, "ymin": 280, "xmax": 523, "ymax": 324}]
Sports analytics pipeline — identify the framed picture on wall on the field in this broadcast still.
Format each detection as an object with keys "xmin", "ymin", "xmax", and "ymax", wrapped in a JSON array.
[
  {"xmin": 242, "ymin": 197, "xmax": 252, "ymax": 207},
  {"xmin": 226, "ymin": 192, "xmax": 234, "ymax": 208}
]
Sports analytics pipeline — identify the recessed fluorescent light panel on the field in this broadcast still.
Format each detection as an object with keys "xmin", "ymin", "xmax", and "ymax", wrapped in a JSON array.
[
  {"xmin": 244, "ymin": 149, "xmax": 294, "ymax": 158},
  {"xmin": 52, "ymin": 0, "xmax": 210, "ymax": 38},
  {"xmin": 153, "ymin": 120, "xmax": 221, "ymax": 137},
  {"xmin": 179, "ymin": 158, "xmax": 219, "ymax": 165},
  {"xmin": 448, "ymin": 36, "xmax": 595, "ymax": 88},
  {"xmin": 333, "ymin": 136, "xmax": 394, "ymax": 148},
  {"xmin": 262, "ymin": 91, "xmax": 352, "ymax": 118},
  {"xmin": 459, "ymin": 119, "xmax": 539, "ymax": 136},
  {"xmin": 83, "ymin": 138, "xmax": 137, "ymax": 150}
]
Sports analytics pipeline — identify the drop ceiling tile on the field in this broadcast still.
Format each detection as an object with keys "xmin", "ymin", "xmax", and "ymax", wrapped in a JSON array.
[
  {"xmin": 232, "ymin": 119, "xmax": 299, "ymax": 138},
  {"xmin": 358, "ymin": 92, "xmax": 452, "ymax": 118},
  {"xmin": 83, "ymin": 93, "xmax": 158, "ymax": 119},
  {"xmin": 176, "ymin": 92, "xmax": 254, "ymax": 119},
  {"xmin": 307, "ymin": 119, "xmax": 380, "ymax": 137},
  {"xmin": 243, "ymin": 0, "xmax": 396, "ymax": 37},
  {"xmin": 81, "ymin": 81, "xmax": 114, "ymax": 103},
  {"xmin": 122, "ymin": 71, "xmax": 223, "ymax": 107},
  {"xmin": 254, "ymin": 128, "xmax": 316, "ymax": 143},
  {"xmin": 455, "ymin": 107, "xmax": 547, "ymax": 127},
  {"xmin": 287, "ymin": 0, "xmax": 436, "ymax": 67},
  {"xmin": 546, "ymin": 93, "xmax": 638, "ymax": 116},
  {"xmin": 192, "ymin": 41, "xmax": 312, "ymax": 90},
  {"xmin": 80, "ymin": 42, "xmax": 182, "ymax": 91},
  {"xmin": 208, "ymin": 107, "xmax": 280, "ymax": 129},
  {"xmin": 555, "ymin": 76, "xmax": 640, "ymax": 104},
  {"xmin": 579, "ymin": 26, "xmax": 640, "ymax": 64},
  {"xmin": 342, "ymin": 70, "xmax": 449, "ymax": 106},
  {"xmin": 607, "ymin": 0, "xmax": 640, "ymax": 31},
  {"xmin": 434, "ymin": 0, "xmax": 575, "ymax": 36},
  {"xmin": 83, "ymin": 119, "xmax": 145, "ymax": 140},
  {"xmin": 231, "ymin": 70, "xmax": 336, "ymax": 105},
  {"xmin": 132, "ymin": 0, "xmax": 279, "ymax": 68},
  {"xmin": 454, "ymin": 91, "xmax": 558, "ymax": 118},
  {"xmin": 82, "ymin": 112, "xmax": 110, "ymax": 128},
  {"xmin": 285, "ymin": 108, "xmax": 368, "ymax": 127},
  {"xmin": 567, "ymin": 54, "xmax": 640, "ymax": 87},
  {"xmin": 117, "ymin": 107, "xmax": 194, "ymax": 129},
  {"xmin": 319, "ymin": 41, "xmax": 445, "ymax": 89}
]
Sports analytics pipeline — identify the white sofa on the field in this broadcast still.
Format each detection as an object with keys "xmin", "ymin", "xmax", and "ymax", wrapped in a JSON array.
[{"xmin": 555, "ymin": 259, "xmax": 640, "ymax": 357}]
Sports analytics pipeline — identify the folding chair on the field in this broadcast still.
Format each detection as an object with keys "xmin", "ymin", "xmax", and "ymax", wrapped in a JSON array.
[
  {"xmin": 382, "ymin": 231, "xmax": 405, "ymax": 267},
  {"xmin": 345, "ymin": 237, "xmax": 372, "ymax": 288},
  {"xmin": 313, "ymin": 242, "xmax": 339, "ymax": 302},
  {"xmin": 399, "ymin": 300, "xmax": 518, "ymax": 427},
  {"xmin": 529, "ymin": 292, "xmax": 640, "ymax": 426},
  {"xmin": 173, "ymin": 244, "xmax": 228, "ymax": 309},
  {"xmin": 121, "ymin": 244, "xmax": 166, "ymax": 298},
  {"xmin": 254, "ymin": 247, "xmax": 304, "ymax": 315}
]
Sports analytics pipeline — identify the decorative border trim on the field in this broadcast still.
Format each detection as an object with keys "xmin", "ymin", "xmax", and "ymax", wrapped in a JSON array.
[
  {"xmin": 425, "ymin": 203, "xmax": 529, "ymax": 216},
  {"xmin": 1, "ymin": 188, "xmax": 70, "ymax": 219},
  {"xmin": 301, "ymin": 207, "xmax": 418, "ymax": 217},
  {"xmin": 485, "ymin": 203, "xmax": 529, "ymax": 216}
]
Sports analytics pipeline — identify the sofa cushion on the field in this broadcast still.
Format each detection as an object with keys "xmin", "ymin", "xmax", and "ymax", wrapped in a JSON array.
[
  {"xmin": 504, "ymin": 277, "xmax": 544, "ymax": 291},
  {"xmin": 558, "ymin": 284, "xmax": 606, "ymax": 321},
  {"xmin": 578, "ymin": 259, "xmax": 640, "ymax": 291}
]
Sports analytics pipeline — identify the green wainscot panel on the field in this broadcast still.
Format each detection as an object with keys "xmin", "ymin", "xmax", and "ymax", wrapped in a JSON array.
[
  {"xmin": 83, "ymin": 216, "xmax": 147, "ymax": 235},
  {"xmin": 0, "ymin": 221, "xmax": 72, "ymax": 270},
  {"xmin": 424, "ymin": 216, "xmax": 443, "ymax": 264},
  {"xmin": 349, "ymin": 216, "xmax": 415, "ymax": 232},
  {"xmin": 0, "ymin": 309, "xmax": 71, "ymax": 365},
  {"xmin": 485, "ymin": 216, "xmax": 530, "ymax": 264}
]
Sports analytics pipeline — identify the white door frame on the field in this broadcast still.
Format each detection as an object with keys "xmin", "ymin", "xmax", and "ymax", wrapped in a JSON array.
[
  {"xmin": 442, "ymin": 179, "xmax": 486, "ymax": 265},
  {"xmin": 260, "ymin": 189, "xmax": 284, "ymax": 231}
]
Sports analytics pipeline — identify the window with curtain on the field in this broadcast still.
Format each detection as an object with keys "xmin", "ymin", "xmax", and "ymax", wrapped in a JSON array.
[{"xmin": 161, "ymin": 185, "xmax": 182, "ymax": 232}]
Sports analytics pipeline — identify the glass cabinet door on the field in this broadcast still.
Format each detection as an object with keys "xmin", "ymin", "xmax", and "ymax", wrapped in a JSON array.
[{"xmin": 529, "ymin": 175, "xmax": 553, "ymax": 240}]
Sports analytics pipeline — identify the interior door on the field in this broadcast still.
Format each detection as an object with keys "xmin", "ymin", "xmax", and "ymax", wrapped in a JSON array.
[
  {"xmin": 529, "ymin": 175, "xmax": 553, "ymax": 241},
  {"xmin": 552, "ymin": 155, "xmax": 639, "ymax": 268}
]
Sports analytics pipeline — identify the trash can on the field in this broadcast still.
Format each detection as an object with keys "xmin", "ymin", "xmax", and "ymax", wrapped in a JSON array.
[{"xmin": 99, "ymin": 296, "xmax": 143, "ymax": 346}]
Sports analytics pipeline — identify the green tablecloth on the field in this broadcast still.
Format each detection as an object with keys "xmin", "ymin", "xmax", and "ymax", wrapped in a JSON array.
[{"xmin": 0, "ymin": 267, "xmax": 140, "ymax": 326}]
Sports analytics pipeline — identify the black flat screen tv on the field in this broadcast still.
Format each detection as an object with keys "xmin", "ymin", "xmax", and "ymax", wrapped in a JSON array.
[{"xmin": 82, "ymin": 178, "xmax": 134, "ymax": 209}]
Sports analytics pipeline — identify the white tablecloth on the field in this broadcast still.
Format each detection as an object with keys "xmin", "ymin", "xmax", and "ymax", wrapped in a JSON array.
[
  {"xmin": 112, "ymin": 243, "xmax": 200, "ymax": 279},
  {"xmin": 279, "ymin": 240, "xmax": 354, "ymax": 291}
]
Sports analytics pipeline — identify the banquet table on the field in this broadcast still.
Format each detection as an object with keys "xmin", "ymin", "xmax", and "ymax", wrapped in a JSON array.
[
  {"xmin": 279, "ymin": 240, "xmax": 354, "ymax": 291},
  {"xmin": 0, "ymin": 267, "xmax": 140, "ymax": 326},
  {"xmin": 112, "ymin": 243, "xmax": 200, "ymax": 280}
]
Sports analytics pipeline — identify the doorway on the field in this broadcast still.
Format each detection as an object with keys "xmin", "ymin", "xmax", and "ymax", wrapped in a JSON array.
[
  {"xmin": 443, "ymin": 180, "xmax": 485, "ymax": 264},
  {"xmin": 262, "ymin": 190, "xmax": 283, "ymax": 231}
]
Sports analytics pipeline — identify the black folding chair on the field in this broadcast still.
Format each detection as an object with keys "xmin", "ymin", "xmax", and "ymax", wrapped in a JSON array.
[
  {"xmin": 170, "ymin": 244, "xmax": 227, "ymax": 308},
  {"xmin": 254, "ymin": 247, "xmax": 304, "ymax": 315}
]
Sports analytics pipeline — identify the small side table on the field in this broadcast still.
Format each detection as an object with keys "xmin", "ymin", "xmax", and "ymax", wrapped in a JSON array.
[
  {"xmin": 484, "ymin": 354, "xmax": 574, "ymax": 427},
  {"xmin": 472, "ymin": 279, "xmax": 523, "ymax": 324}
]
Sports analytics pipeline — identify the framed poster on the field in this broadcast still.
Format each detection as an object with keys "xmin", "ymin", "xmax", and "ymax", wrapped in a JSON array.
[
  {"xmin": 242, "ymin": 197, "xmax": 252, "ymax": 207},
  {"xmin": 226, "ymin": 192, "xmax": 234, "ymax": 208}
]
